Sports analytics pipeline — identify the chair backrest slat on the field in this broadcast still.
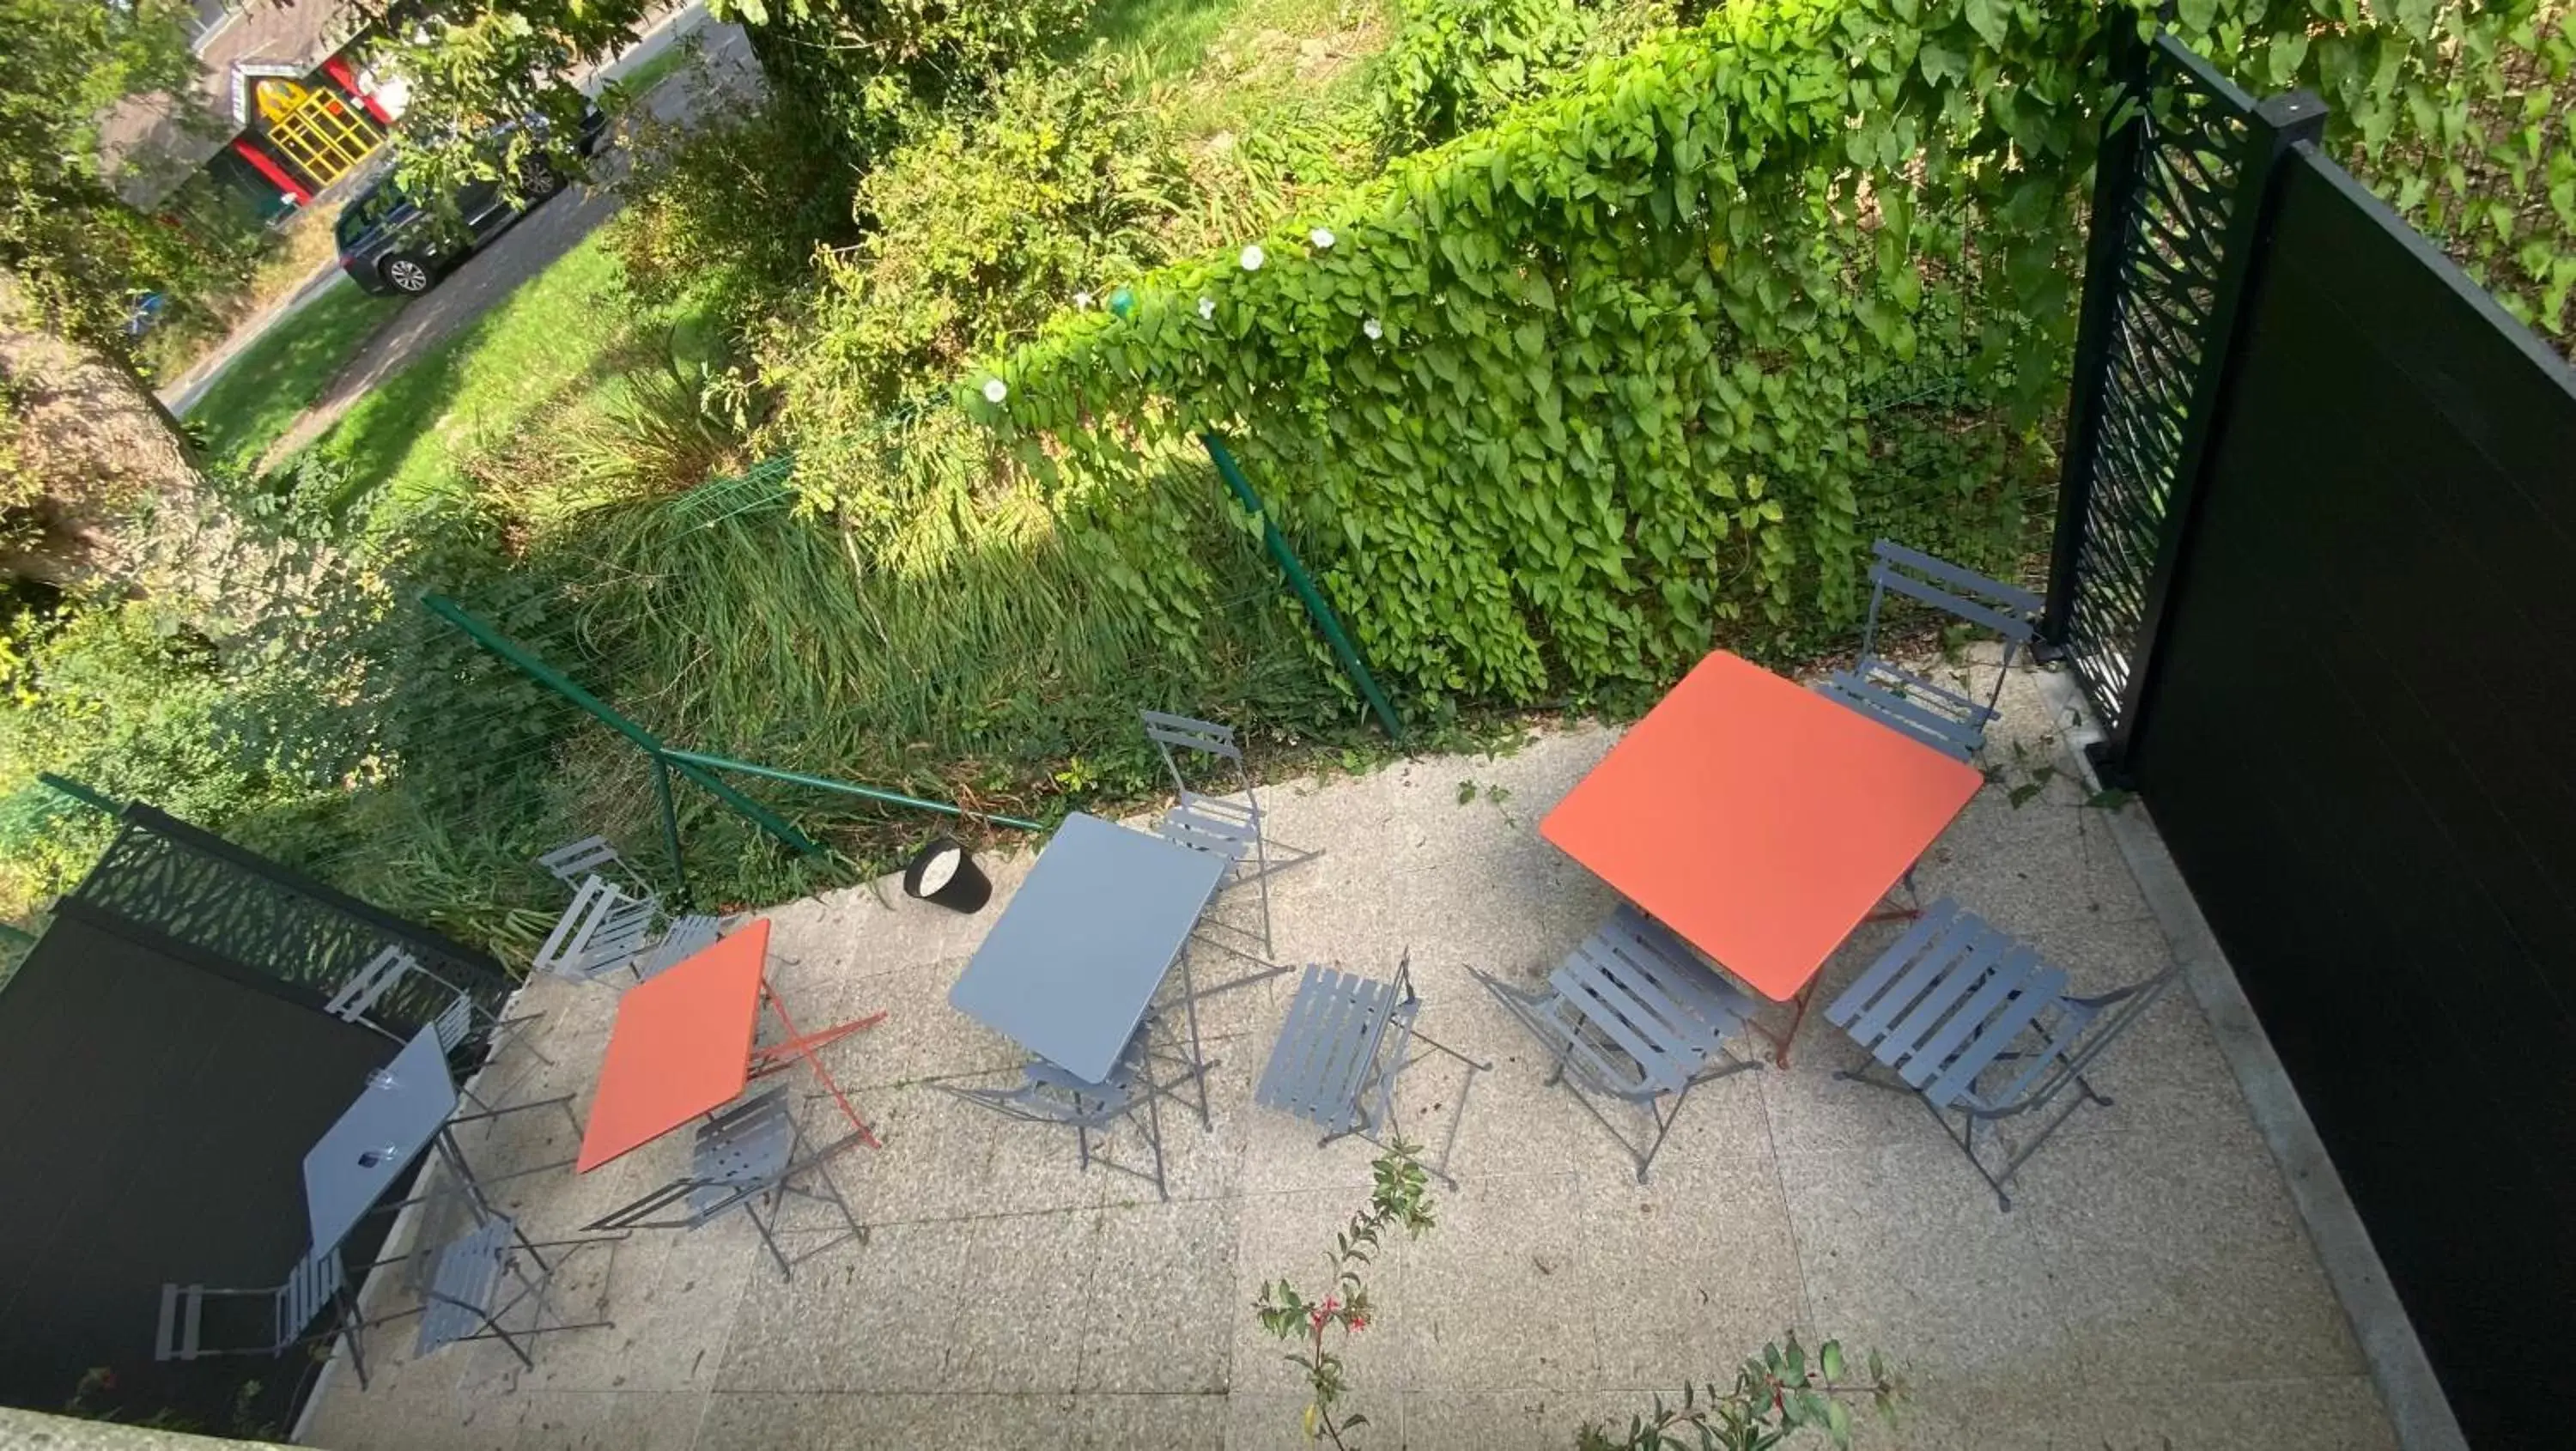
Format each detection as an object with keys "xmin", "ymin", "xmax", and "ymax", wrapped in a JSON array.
[
  {"xmin": 325, "ymin": 946, "xmax": 416, "ymax": 1023},
  {"xmin": 1871, "ymin": 539, "xmax": 2042, "ymax": 611},
  {"xmin": 538, "ymin": 835, "xmax": 626, "ymax": 886},
  {"xmin": 1140, "ymin": 708, "xmax": 1256, "ymax": 816},
  {"xmin": 279, "ymin": 1247, "xmax": 341, "ymax": 1346},
  {"xmin": 1859, "ymin": 538, "xmax": 2040, "ymax": 670},
  {"xmin": 1868, "ymin": 563, "xmax": 2038, "ymax": 642}
]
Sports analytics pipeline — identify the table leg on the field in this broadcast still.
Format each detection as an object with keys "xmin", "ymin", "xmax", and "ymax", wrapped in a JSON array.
[
  {"xmin": 1739, "ymin": 978, "xmax": 1826, "ymax": 1069},
  {"xmin": 756, "ymin": 980, "xmax": 884, "ymax": 1149}
]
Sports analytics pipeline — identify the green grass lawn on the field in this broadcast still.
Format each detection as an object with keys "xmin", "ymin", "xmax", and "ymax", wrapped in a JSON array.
[
  {"xmin": 179, "ymin": 279, "xmax": 401, "ymax": 465},
  {"xmin": 311, "ymin": 234, "xmax": 645, "ymax": 513},
  {"xmin": 607, "ymin": 33, "xmax": 696, "ymax": 98},
  {"xmin": 1091, "ymin": 0, "xmax": 1394, "ymax": 134}
]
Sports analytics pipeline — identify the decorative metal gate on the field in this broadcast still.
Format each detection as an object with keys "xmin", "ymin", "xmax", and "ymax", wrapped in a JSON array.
[
  {"xmin": 63, "ymin": 804, "xmax": 508, "ymax": 1033},
  {"xmin": 2038, "ymin": 27, "xmax": 2322, "ymax": 767},
  {"xmin": 256, "ymin": 76, "xmax": 383, "ymax": 188}
]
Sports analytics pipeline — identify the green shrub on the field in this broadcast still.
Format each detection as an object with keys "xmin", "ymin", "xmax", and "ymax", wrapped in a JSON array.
[
  {"xmin": 973, "ymin": 0, "xmax": 2078, "ymax": 703},
  {"xmin": 605, "ymin": 101, "xmax": 859, "ymax": 343},
  {"xmin": 972, "ymin": 0, "xmax": 2571, "ymax": 710},
  {"xmin": 1372, "ymin": 0, "xmax": 1603, "ymax": 155},
  {"xmin": 739, "ymin": 0, "xmax": 1102, "ymax": 160},
  {"xmin": 0, "ymin": 599, "xmax": 318, "ymax": 917},
  {"xmin": 765, "ymin": 52, "xmax": 1194, "ymax": 509}
]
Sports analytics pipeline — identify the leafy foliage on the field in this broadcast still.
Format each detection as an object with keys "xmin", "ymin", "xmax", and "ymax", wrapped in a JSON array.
[
  {"xmin": 1372, "ymin": 0, "xmax": 1603, "ymax": 155},
  {"xmin": 975, "ymin": 0, "xmax": 2568, "ymax": 718},
  {"xmin": 765, "ymin": 53, "xmax": 1192, "ymax": 450},
  {"xmin": 1574, "ymin": 1334, "xmax": 1904, "ymax": 1451},
  {"xmin": 975, "ymin": 0, "xmax": 2075, "ymax": 707},
  {"xmin": 1253, "ymin": 1144, "xmax": 1436, "ymax": 1448},
  {"xmin": 0, "ymin": 0, "xmax": 208, "ymax": 348},
  {"xmin": 605, "ymin": 98, "xmax": 860, "ymax": 343},
  {"xmin": 728, "ymin": 0, "xmax": 1101, "ymax": 161},
  {"xmin": 2240, "ymin": 0, "xmax": 2575, "ymax": 340}
]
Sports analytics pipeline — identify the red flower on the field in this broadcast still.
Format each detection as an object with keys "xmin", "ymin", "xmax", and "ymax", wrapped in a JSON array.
[{"xmin": 1348, "ymin": 1314, "xmax": 1369, "ymax": 1332}]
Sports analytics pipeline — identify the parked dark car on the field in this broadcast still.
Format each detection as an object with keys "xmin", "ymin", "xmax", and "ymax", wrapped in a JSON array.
[{"xmin": 336, "ymin": 106, "xmax": 610, "ymax": 296}]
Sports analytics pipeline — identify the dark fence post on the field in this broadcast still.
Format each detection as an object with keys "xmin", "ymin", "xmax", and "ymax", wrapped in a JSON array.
[
  {"xmin": 2092, "ymin": 82, "xmax": 2329, "ymax": 780},
  {"xmin": 2041, "ymin": 15, "xmax": 2152, "ymax": 653}
]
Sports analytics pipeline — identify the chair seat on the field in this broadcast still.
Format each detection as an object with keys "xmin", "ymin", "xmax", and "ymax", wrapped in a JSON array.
[
  {"xmin": 534, "ymin": 876, "xmax": 661, "ymax": 980},
  {"xmin": 1258, "ymin": 965, "xmax": 1406, "ymax": 1132},
  {"xmin": 416, "ymin": 1216, "xmax": 515, "ymax": 1356},
  {"xmin": 1824, "ymin": 898, "xmax": 2072, "ymax": 1110},
  {"xmin": 689, "ymin": 1089, "xmax": 799, "ymax": 1217},
  {"xmin": 1546, "ymin": 908, "xmax": 1754, "ymax": 1099},
  {"xmin": 1818, "ymin": 666, "xmax": 1988, "ymax": 760}
]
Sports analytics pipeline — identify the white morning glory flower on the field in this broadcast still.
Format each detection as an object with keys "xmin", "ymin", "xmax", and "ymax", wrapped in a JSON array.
[
  {"xmin": 981, "ymin": 379, "xmax": 1008, "ymax": 404},
  {"xmin": 1073, "ymin": 291, "xmax": 1092, "ymax": 308},
  {"xmin": 1240, "ymin": 244, "xmax": 1266, "ymax": 271},
  {"xmin": 1309, "ymin": 227, "xmax": 1335, "ymax": 250},
  {"xmin": 1199, "ymin": 296, "xmax": 1217, "ymax": 319},
  {"xmin": 1363, "ymin": 318, "xmax": 1382, "ymax": 340}
]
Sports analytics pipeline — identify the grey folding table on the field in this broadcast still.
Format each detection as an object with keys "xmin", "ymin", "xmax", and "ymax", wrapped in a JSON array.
[
  {"xmin": 304, "ymin": 1025, "xmax": 463, "ymax": 1254},
  {"xmin": 950, "ymin": 811, "xmax": 1230, "ymax": 1084}
]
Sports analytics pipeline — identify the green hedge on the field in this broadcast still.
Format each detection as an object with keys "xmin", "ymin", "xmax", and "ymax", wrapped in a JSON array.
[
  {"xmin": 967, "ymin": 0, "xmax": 2105, "ymax": 701},
  {"xmin": 966, "ymin": 0, "xmax": 2570, "ymax": 707}
]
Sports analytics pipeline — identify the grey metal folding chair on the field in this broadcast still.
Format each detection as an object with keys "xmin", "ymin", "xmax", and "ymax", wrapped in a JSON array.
[
  {"xmin": 156, "ymin": 1245, "xmax": 365, "ymax": 1384},
  {"xmin": 532, "ymin": 874, "xmax": 665, "ymax": 983},
  {"xmin": 407, "ymin": 1213, "xmax": 612, "ymax": 1368},
  {"xmin": 326, "ymin": 946, "xmax": 551, "ymax": 1067},
  {"xmin": 584, "ymin": 1087, "xmax": 866, "ymax": 1279},
  {"xmin": 1817, "ymin": 539, "xmax": 2041, "ymax": 760},
  {"xmin": 1256, "ymin": 952, "xmax": 1490, "ymax": 1187},
  {"xmin": 537, "ymin": 835, "xmax": 650, "ymax": 896},
  {"xmin": 938, "ymin": 1019, "xmax": 1215, "ymax": 1203},
  {"xmin": 1139, "ymin": 708, "xmax": 1321, "ymax": 959},
  {"xmin": 1473, "ymin": 905, "xmax": 1763, "ymax": 1182},
  {"xmin": 1824, "ymin": 897, "xmax": 2178, "ymax": 1210},
  {"xmin": 633, "ymin": 913, "xmax": 722, "ymax": 982}
]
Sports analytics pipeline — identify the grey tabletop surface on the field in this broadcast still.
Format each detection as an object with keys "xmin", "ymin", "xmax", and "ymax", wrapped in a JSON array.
[
  {"xmin": 949, "ymin": 811, "xmax": 1228, "ymax": 1082},
  {"xmin": 303, "ymin": 1024, "xmax": 459, "ymax": 1254}
]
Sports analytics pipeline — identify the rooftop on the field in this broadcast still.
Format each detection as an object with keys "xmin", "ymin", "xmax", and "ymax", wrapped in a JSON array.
[{"xmin": 297, "ymin": 661, "xmax": 2392, "ymax": 1450}]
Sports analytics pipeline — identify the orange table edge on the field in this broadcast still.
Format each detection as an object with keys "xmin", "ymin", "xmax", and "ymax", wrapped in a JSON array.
[
  {"xmin": 575, "ymin": 920, "xmax": 771, "ymax": 1172},
  {"xmin": 1540, "ymin": 649, "xmax": 1984, "ymax": 1009}
]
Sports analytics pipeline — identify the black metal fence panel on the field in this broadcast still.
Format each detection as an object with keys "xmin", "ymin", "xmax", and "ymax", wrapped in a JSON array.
[
  {"xmin": 2043, "ymin": 31, "xmax": 2257, "ymax": 735},
  {"xmin": 64, "ymin": 805, "xmax": 512, "ymax": 1034},
  {"xmin": 2124, "ymin": 147, "xmax": 2576, "ymax": 1448},
  {"xmin": 0, "ymin": 912, "xmax": 397, "ymax": 1426}
]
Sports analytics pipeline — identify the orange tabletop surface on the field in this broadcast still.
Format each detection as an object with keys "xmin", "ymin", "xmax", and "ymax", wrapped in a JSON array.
[
  {"xmin": 1540, "ymin": 650, "xmax": 1984, "ymax": 1002},
  {"xmin": 576, "ymin": 919, "xmax": 769, "ymax": 1172}
]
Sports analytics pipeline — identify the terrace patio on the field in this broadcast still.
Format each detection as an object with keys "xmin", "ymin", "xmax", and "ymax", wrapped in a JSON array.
[{"xmin": 294, "ymin": 660, "xmax": 2396, "ymax": 1451}]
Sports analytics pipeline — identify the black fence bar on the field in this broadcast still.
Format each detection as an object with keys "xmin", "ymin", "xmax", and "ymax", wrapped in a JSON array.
[
  {"xmin": 2039, "ymin": 18, "xmax": 2151, "ymax": 653},
  {"xmin": 2093, "ymin": 83, "xmax": 2328, "ymax": 777},
  {"xmin": 64, "ymin": 804, "xmax": 511, "ymax": 1032}
]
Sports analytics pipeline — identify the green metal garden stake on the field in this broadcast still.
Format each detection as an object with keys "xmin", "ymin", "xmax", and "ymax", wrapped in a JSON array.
[
  {"xmin": 421, "ymin": 595, "xmax": 826, "ymax": 864},
  {"xmin": 1199, "ymin": 433, "xmax": 1406, "ymax": 744}
]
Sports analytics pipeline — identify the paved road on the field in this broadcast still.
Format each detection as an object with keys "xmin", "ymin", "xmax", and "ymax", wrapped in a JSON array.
[{"xmin": 181, "ymin": 9, "xmax": 760, "ymax": 456}]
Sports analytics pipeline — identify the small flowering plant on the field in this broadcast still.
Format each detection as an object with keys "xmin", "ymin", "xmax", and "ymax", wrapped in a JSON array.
[
  {"xmin": 1577, "ymin": 1334, "xmax": 1904, "ymax": 1450},
  {"xmin": 1254, "ymin": 1143, "xmax": 1435, "ymax": 1448}
]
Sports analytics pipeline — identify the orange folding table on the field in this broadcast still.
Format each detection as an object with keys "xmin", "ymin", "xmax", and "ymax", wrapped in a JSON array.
[
  {"xmin": 1540, "ymin": 649, "xmax": 1984, "ymax": 1064},
  {"xmin": 574, "ymin": 919, "xmax": 883, "ymax": 1174}
]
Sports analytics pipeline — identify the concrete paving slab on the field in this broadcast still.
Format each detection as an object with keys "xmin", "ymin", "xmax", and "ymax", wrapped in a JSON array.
[{"xmin": 299, "ymin": 667, "xmax": 2403, "ymax": 1451}]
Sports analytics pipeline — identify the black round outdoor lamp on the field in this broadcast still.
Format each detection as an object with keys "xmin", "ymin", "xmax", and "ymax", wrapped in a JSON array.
[{"xmin": 902, "ymin": 834, "xmax": 992, "ymax": 914}]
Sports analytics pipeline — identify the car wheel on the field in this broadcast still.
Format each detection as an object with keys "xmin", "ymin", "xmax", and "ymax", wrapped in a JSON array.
[
  {"xmin": 382, "ymin": 255, "xmax": 434, "ymax": 294},
  {"xmin": 520, "ymin": 164, "xmax": 562, "ymax": 199}
]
